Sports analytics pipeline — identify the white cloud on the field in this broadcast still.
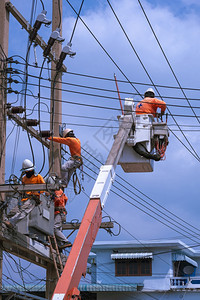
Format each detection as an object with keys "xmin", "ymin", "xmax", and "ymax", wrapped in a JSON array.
[
  {"xmin": 181, "ymin": 0, "xmax": 200, "ymax": 6},
  {"xmin": 62, "ymin": 0, "xmax": 200, "ymax": 88}
]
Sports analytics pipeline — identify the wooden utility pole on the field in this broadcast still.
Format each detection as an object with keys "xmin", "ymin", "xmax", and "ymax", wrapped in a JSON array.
[
  {"xmin": 0, "ymin": 1, "xmax": 9, "ymax": 298},
  {"xmin": 50, "ymin": 0, "xmax": 63, "ymax": 177},
  {"xmin": 47, "ymin": 0, "xmax": 63, "ymax": 297}
]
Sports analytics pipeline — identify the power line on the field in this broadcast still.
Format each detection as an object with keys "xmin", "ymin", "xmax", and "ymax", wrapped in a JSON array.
[
  {"xmin": 9, "ymin": 87, "xmax": 200, "ymax": 111},
  {"xmin": 105, "ymin": 0, "xmax": 200, "ymax": 162},
  {"xmin": 19, "ymin": 114, "xmax": 200, "ymax": 132},
  {"xmin": 69, "ymin": 0, "xmax": 85, "ymax": 43},
  {"xmin": 81, "ymin": 146, "xmax": 200, "ymax": 240},
  {"xmin": 10, "ymin": 56, "xmax": 200, "ymax": 93},
  {"xmin": 65, "ymin": 0, "xmax": 142, "ymax": 97},
  {"xmin": 136, "ymin": 0, "xmax": 200, "ymax": 125},
  {"xmin": 7, "ymin": 74, "xmax": 200, "ymax": 104}
]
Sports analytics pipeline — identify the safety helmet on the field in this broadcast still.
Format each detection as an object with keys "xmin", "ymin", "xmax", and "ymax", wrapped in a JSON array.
[
  {"xmin": 21, "ymin": 159, "xmax": 35, "ymax": 172},
  {"xmin": 63, "ymin": 128, "xmax": 73, "ymax": 138},
  {"xmin": 144, "ymin": 88, "xmax": 155, "ymax": 97}
]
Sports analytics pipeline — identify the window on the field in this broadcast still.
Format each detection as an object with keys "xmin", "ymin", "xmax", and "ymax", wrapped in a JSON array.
[{"xmin": 115, "ymin": 259, "xmax": 152, "ymax": 276}]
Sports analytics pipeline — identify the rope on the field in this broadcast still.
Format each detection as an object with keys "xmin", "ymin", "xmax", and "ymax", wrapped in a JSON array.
[{"xmin": 72, "ymin": 170, "xmax": 81, "ymax": 195}]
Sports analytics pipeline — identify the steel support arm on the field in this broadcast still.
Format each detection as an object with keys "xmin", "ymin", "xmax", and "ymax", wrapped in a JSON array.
[
  {"xmin": 7, "ymin": 111, "xmax": 50, "ymax": 148},
  {"xmin": 62, "ymin": 221, "xmax": 113, "ymax": 230},
  {"xmin": 0, "ymin": 183, "xmax": 59, "ymax": 193}
]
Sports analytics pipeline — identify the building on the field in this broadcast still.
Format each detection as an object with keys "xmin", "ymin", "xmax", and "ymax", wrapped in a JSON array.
[{"xmin": 79, "ymin": 239, "xmax": 200, "ymax": 300}]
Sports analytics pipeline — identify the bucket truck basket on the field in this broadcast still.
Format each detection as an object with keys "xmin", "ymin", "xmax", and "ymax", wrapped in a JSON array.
[{"xmin": 118, "ymin": 112, "xmax": 169, "ymax": 173}]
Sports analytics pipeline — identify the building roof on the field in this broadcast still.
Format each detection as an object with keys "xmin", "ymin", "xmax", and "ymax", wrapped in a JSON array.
[
  {"xmin": 92, "ymin": 239, "xmax": 200, "ymax": 257},
  {"xmin": 79, "ymin": 283, "xmax": 143, "ymax": 292}
]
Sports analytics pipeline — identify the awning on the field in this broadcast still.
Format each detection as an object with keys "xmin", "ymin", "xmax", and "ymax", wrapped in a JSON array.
[
  {"xmin": 172, "ymin": 253, "xmax": 198, "ymax": 268},
  {"xmin": 111, "ymin": 253, "xmax": 153, "ymax": 260},
  {"xmin": 79, "ymin": 283, "xmax": 143, "ymax": 292}
]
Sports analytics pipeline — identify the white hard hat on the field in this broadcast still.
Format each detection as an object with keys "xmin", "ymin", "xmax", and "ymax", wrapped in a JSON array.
[
  {"xmin": 144, "ymin": 88, "xmax": 155, "ymax": 96},
  {"xmin": 63, "ymin": 128, "xmax": 73, "ymax": 138},
  {"xmin": 21, "ymin": 159, "xmax": 35, "ymax": 172}
]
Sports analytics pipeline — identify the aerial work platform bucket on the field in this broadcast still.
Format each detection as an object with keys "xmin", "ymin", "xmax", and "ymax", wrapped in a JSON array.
[
  {"xmin": 119, "ymin": 144, "xmax": 154, "ymax": 172},
  {"xmin": 118, "ymin": 101, "xmax": 169, "ymax": 173}
]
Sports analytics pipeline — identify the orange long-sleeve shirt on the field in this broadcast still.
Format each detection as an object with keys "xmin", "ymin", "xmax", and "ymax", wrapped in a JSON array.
[
  {"xmin": 136, "ymin": 97, "xmax": 166, "ymax": 117},
  {"xmin": 22, "ymin": 174, "xmax": 45, "ymax": 201},
  {"xmin": 53, "ymin": 189, "xmax": 68, "ymax": 215},
  {"xmin": 49, "ymin": 137, "xmax": 81, "ymax": 157}
]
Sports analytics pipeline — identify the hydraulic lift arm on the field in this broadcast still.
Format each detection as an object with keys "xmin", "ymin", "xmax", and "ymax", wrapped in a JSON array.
[{"xmin": 52, "ymin": 109, "xmax": 134, "ymax": 299}]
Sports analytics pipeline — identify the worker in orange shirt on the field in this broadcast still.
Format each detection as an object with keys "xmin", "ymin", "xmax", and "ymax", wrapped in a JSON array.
[
  {"xmin": 49, "ymin": 128, "xmax": 82, "ymax": 187},
  {"xmin": 136, "ymin": 88, "xmax": 166, "ymax": 117},
  {"xmin": 53, "ymin": 188, "xmax": 72, "ymax": 249},
  {"xmin": 4, "ymin": 159, "xmax": 45, "ymax": 229}
]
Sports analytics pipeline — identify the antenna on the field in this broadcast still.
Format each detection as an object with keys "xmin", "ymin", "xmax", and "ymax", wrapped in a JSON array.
[{"xmin": 114, "ymin": 73, "xmax": 124, "ymax": 115}]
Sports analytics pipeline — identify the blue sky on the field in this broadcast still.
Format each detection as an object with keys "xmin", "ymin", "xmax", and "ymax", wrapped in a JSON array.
[{"xmin": 3, "ymin": 0, "xmax": 200, "ymax": 289}]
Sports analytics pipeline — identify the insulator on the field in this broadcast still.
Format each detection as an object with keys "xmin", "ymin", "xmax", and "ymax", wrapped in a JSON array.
[
  {"xmin": 40, "ymin": 130, "xmax": 51, "ymax": 137},
  {"xmin": 10, "ymin": 106, "xmax": 25, "ymax": 114},
  {"xmin": 25, "ymin": 119, "xmax": 39, "ymax": 127}
]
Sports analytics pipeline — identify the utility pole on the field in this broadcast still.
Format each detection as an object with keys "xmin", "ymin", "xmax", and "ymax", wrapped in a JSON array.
[
  {"xmin": 50, "ymin": 0, "xmax": 63, "ymax": 177},
  {"xmin": 0, "ymin": 0, "xmax": 9, "ymax": 200},
  {"xmin": 0, "ymin": 1, "xmax": 9, "ymax": 298},
  {"xmin": 47, "ymin": 0, "xmax": 63, "ymax": 297}
]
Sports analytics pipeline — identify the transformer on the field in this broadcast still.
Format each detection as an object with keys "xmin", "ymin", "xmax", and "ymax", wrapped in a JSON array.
[{"xmin": 6, "ymin": 194, "xmax": 54, "ymax": 243}]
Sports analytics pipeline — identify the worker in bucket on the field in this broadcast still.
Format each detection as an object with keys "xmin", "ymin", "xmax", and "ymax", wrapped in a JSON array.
[
  {"xmin": 136, "ymin": 88, "xmax": 166, "ymax": 118},
  {"xmin": 4, "ymin": 159, "xmax": 45, "ymax": 229},
  {"xmin": 49, "ymin": 128, "xmax": 82, "ymax": 187},
  {"xmin": 52, "ymin": 188, "xmax": 72, "ymax": 249}
]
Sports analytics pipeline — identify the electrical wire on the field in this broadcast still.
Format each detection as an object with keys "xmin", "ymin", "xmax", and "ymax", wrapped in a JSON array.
[
  {"xmin": 13, "ymin": 88, "xmax": 200, "ymax": 111},
  {"xmin": 25, "ymin": 106, "xmax": 200, "ymax": 128},
  {"xmin": 7, "ymin": 63, "xmax": 200, "ymax": 102},
  {"xmin": 10, "ymin": 0, "xmax": 37, "ymax": 174},
  {"xmin": 48, "ymin": 0, "xmax": 85, "ymax": 172},
  {"xmin": 19, "ymin": 115, "xmax": 200, "ymax": 132},
  {"xmin": 80, "ymin": 147, "xmax": 200, "ymax": 243},
  {"xmin": 83, "ymin": 167, "xmax": 200, "ymax": 255},
  {"xmin": 39, "ymin": 0, "xmax": 44, "ymax": 11},
  {"xmin": 137, "ymin": 0, "xmax": 200, "ymax": 125},
  {"xmin": 12, "ymin": 59, "xmax": 200, "ymax": 92},
  {"xmin": 0, "ymin": 122, "xmax": 16, "ymax": 167},
  {"xmin": 69, "ymin": 0, "xmax": 85, "ymax": 43},
  {"xmin": 75, "ymin": 183, "xmax": 200, "ymax": 299},
  {"xmin": 65, "ymin": 0, "xmax": 142, "ymax": 97},
  {"xmin": 7, "ymin": 90, "xmax": 200, "ymax": 164},
  {"xmin": 4, "ymin": 0, "xmax": 200, "ymax": 246},
  {"xmin": 6, "ymin": 68, "xmax": 200, "ymax": 105},
  {"xmin": 38, "ymin": 58, "xmax": 47, "ymax": 174},
  {"xmin": 106, "ymin": 0, "xmax": 200, "ymax": 162}
]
